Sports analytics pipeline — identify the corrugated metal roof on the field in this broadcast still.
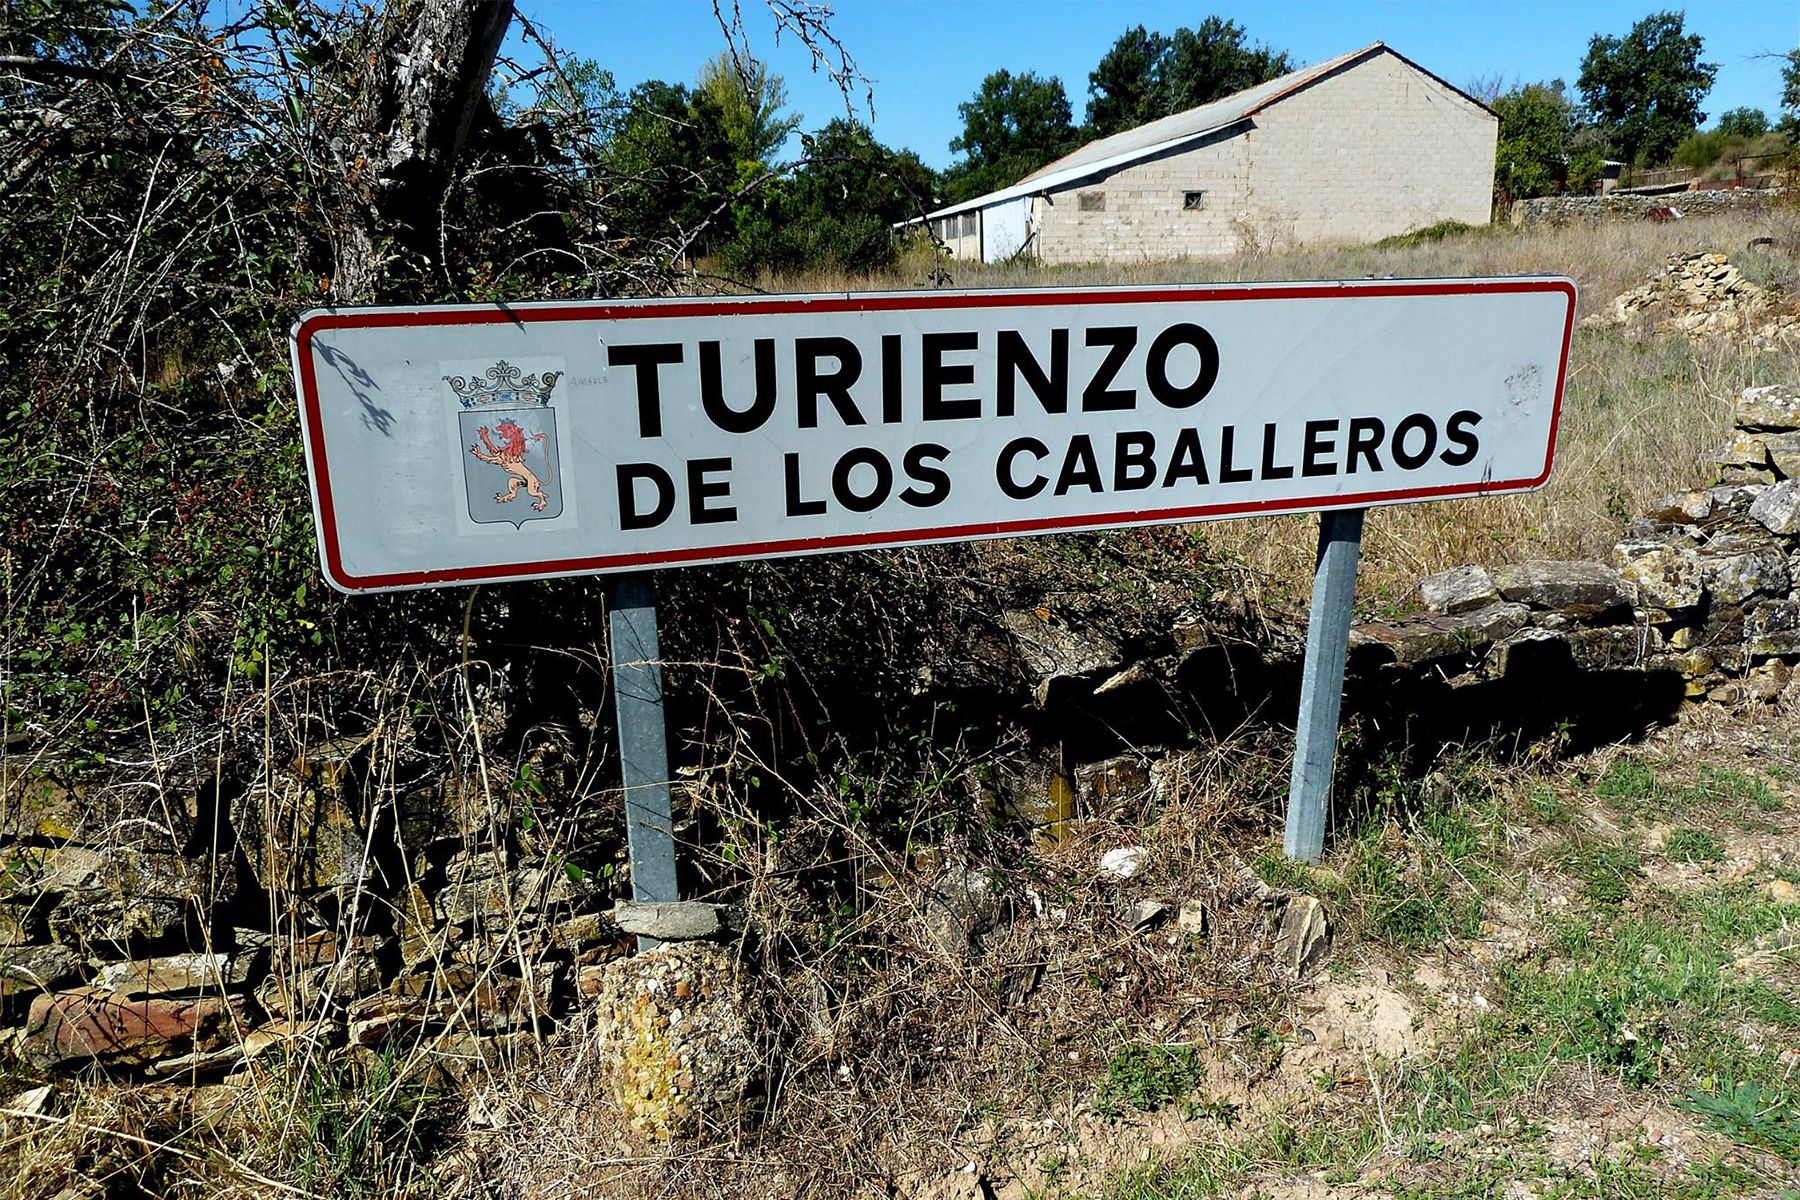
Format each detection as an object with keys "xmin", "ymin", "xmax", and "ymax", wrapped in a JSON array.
[{"xmin": 906, "ymin": 42, "xmax": 1491, "ymax": 225}]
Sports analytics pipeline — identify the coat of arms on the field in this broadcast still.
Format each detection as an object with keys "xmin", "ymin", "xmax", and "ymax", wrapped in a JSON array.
[{"xmin": 445, "ymin": 360, "xmax": 564, "ymax": 527}]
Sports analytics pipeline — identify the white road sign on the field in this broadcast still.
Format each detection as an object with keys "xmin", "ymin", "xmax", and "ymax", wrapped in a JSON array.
[{"xmin": 291, "ymin": 280, "xmax": 1575, "ymax": 593}]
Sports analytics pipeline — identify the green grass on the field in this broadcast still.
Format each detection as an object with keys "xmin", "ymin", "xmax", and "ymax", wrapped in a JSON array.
[
  {"xmin": 1556, "ymin": 841, "xmax": 1643, "ymax": 903},
  {"xmin": 1593, "ymin": 757, "xmax": 1784, "ymax": 830},
  {"xmin": 1677, "ymin": 1081, "xmax": 1800, "ymax": 1162},
  {"xmin": 1663, "ymin": 827, "xmax": 1726, "ymax": 863},
  {"xmin": 1086, "ymin": 759, "xmax": 1798, "ymax": 1200},
  {"xmin": 1596, "ymin": 758, "xmax": 1657, "ymax": 803},
  {"xmin": 1093, "ymin": 1147, "xmax": 1250, "ymax": 1199}
]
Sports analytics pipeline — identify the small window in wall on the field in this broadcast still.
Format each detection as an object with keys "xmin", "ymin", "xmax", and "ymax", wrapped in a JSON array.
[
  {"xmin": 1183, "ymin": 190, "xmax": 1207, "ymax": 211},
  {"xmin": 935, "ymin": 218, "xmax": 951, "ymax": 240},
  {"xmin": 1077, "ymin": 190, "xmax": 1106, "ymax": 213},
  {"xmin": 962, "ymin": 212, "xmax": 978, "ymax": 237}
]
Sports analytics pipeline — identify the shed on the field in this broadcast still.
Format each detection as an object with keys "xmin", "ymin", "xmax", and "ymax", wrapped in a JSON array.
[{"xmin": 912, "ymin": 43, "xmax": 1497, "ymax": 264}]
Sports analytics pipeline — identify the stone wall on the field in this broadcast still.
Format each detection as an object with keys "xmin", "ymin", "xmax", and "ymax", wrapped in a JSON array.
[
  {"xmin": 0, "ymin": 750, "xmax": 620, "ymax": 1078},
  {"xmin": 1512, "ymin": 188, "xmax": 1781, "ymax": 227},
  {"xmin": 1375, "ymin": 382, "xmax": 1800, "ymax": 708}
]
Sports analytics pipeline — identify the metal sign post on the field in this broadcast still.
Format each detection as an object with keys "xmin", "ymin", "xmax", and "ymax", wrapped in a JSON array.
[
  {"xmin": 604, "ymin": 574, "xmax": 680, "ymax": 932},
  {"xmin": 1284, "ymin": 508, "xmax": 1366, "ymax": 863}
]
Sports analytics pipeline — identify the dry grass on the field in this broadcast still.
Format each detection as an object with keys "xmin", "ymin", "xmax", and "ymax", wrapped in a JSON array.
[
  {"xmin": 754, "ymin": 209, "xmax": 1800, "ymax": 608},
  {"xmin": 463, "ymin": 731, "xmax": 1298, "ymax": 1200}
]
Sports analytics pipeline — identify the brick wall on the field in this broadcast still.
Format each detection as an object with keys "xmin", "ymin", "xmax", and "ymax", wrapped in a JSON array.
[
  {"xmin": 1029, "ymin": 51, "xmax": 1496, "ymax": 265},
  {"xmin": 1245, "ymin": 51, "xmax": 1495, "ymax": 247},
  {"xmin": 1032, "ymin": 130, "xmax": 1250, "ymax": 264}
]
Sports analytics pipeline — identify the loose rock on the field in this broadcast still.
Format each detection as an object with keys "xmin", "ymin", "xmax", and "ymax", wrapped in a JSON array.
[{"xmin": 1274, "ymin": 896, "xmax": 1331, "ymax": 976}]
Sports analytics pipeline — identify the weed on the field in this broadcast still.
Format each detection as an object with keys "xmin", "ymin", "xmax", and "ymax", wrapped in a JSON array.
[
  {"xmin": 1374, "ymin": 219, "xmax": 1487, "ymax": 248},
  {"xmin": 1677, "ymin": 1081, "xmax": 1800, "ymax": 1161},
  {"xmin": 1526, "ymin": 782, "xmax": 1575, "ymax": 825},
  {"xmin": 1095, "ymin": 1044, "xmax": 1208, "ymax": 1115}
]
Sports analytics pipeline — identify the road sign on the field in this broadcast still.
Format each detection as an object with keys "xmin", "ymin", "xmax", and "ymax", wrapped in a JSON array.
[{"xmin": 291, "ymin": 279, "xmax": 1575, "ymax": 595}]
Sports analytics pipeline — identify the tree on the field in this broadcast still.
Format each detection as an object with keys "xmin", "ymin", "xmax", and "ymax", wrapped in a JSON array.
[
  {"xmin": 1715, "ymin": 106, "xmax": 1767, "ymax": 139},
  {"xmin": 1164, "ymin": 17, "xmax": 1291, "ymax": 114},
  {"xmin": 1084, "ymin": 18, "xmax": 1289, "ymax": 139},
  {"xmin": 599, "ymin": 80, "xmax": 738, "ymax": 248},
  {"xmin": 1577, "ymin": 11, "xmax": 1717, "ymax": 166},
  {"xmin": 724, "ymin": 118, "xmax": 937, "ymax": 274},
  {"xmin": 696, "ymin": 51, "xmax": 801, "ymax": 166},
  {"xmin": 941, "ymin": 69, "xmax": 1077, "ymax": 202},
  {"xmin": 1492, "ymin": 82, "xmax": 1577, "ymax": 200},
  {"xmin": 1085, "ymin": 25, "xmax": 1171, "ymax": 137},
  {"xmin": 1781, "ymin": 49, "xmax": 1800, "ymax": 133}
]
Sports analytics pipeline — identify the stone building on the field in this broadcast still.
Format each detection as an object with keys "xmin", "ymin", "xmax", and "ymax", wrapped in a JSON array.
[{"xmin": 917, "ymin": 43, "xmax": 1497, "ymax": 265}]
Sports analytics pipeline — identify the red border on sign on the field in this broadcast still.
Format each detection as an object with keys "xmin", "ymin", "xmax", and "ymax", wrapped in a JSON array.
[{"xmin": 294, "ymin": 279, "xmax": 1577, "ymax": 593}]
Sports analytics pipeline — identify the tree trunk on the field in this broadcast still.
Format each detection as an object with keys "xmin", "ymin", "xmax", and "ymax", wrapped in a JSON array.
[{"xmin": 335, "ymin": 0, "xmax": 513, "ymax": 303}]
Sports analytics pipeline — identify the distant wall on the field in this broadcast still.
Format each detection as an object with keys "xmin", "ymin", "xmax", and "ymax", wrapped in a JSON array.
[{"xmin": 1512, "ymin": 188, "xmax": 1782, "ymax": 226}]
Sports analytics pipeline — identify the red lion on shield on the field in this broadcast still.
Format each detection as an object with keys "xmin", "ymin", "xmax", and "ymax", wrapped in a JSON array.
[{"xmin": 469, "ymin": 418, "xmax": 552, "ymax": 511}]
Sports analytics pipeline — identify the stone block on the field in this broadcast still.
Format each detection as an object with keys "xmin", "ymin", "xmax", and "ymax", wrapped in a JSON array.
[
  {"xmin": 1568, "ymin": 624, "xmax": 1654, "ymax": 670},
  {"xmin": 0, "ymin": 944, "xmax": 86, "ymax": 1001},
  {"xmin": 613, "ymin": 901, "xmax": 724, "ymax": 942},
  {"xmin": 1697, "ymin": 538, "xmax": 1790, "ymax": 605},
  {"xmin": 1716, "ymin": 430, "xmax": 1770, "ymax": 469},
  {"xmin": 1736, "ymin": 383, "xmax": 1800, "ymax": 430},
  {"xmin": 1493, "ymin": 561, "xmax": 1634, "ymax": 613},
  {"xmin": 1750, "ymin": 480, "xmax": 1800, "ymax": 535},
  {"xmin": 1744, "ymin": 601, "xmax": 1800, "ymax": 656},
  {"xmin": 0, "ymin": 777, "xmax": 85, "ymax": 843},
  {"xmin": 94, "ymin": 953, "xmax": 251, "ymax": 997},
  {"xmin": 1613, "ymin": 541, "xmax": 1702, "ymax": 611},
  {"xmin": 1418, "ymin": 565, "xmax": 1500, "ymax": 614},
  {"xmin": 1765, "ymin": 431, "xmax": 1800, "ymax": 479},
  {"xmin": 995, "ymin": 608, "xmax": 1123, "ymax": 705},
  {"xmin": 20, "ymin": 988, "xmax": 245, "ymax": 1068},
  {"xmin": 1352, "ymin": 603, "xmax": 1529, "ymax": 666},
  {"xmin": 1642, "ymin": 491, "xmax": 1714, "ymax": 524},
  {"xmin": 48, "ymin": 888, "xmax": 193, "ymax": 957},
  {"xmin": 232, "ymin": 771, "xmax": 370, "ymax": 896},
  {"xmin": 1073, "ymin": 755, "xmax": 1153, "ymax": 819}
]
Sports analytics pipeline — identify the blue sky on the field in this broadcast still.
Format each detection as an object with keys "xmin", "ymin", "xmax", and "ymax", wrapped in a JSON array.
[{"xmin": 523, "ymin": 0, "xmax": 1799, "ymax": 169}]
